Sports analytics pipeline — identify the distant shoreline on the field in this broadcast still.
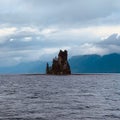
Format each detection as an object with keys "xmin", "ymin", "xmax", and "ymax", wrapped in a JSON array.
[
  {"xmin": 23, "ymin": 73, "xmax": 120, "ymax": 76},
  {"xmin": 0, "ymin": 73, "xmax": 119, "ymax": 76}
]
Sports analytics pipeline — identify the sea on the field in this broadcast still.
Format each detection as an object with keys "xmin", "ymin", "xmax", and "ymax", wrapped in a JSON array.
[{"xmin": 0, "ymin": 74, "xmax": 120, "ymax": 120}]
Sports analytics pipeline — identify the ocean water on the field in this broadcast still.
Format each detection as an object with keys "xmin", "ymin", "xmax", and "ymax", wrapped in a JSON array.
[{"xmin": 0, "ymin": 74, "xmax": 120, "ymax": 120}]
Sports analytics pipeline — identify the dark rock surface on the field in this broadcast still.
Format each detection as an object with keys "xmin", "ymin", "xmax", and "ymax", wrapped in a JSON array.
[{"xmin": 46, "ymin": 50, "xmax": 71, "ymax": 75}]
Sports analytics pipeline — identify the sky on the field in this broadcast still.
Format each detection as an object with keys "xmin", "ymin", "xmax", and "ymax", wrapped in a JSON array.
[{"xmin": 0, "ymin": 0, "xmax": 120, "ymax": 66}]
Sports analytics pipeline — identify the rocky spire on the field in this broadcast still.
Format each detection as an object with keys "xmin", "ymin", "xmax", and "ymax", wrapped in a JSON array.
[{"xmin": 46, "ymin": 50, "xmax": 71, "ymax": 75}]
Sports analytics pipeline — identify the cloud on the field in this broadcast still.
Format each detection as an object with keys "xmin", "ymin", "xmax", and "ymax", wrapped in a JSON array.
[
  {"xmin": 0, "ymin": 27, "xmax": 17, "ymax": 43},
  {"xmin": 0, "ymin": 0, "xmax": 120, "ymax": 66},
  {"xmin": 99, "ymin": 33, "xmax": 120, "ymax": 45},
  {"xmin": 0, "ymin": 0, "xmax": 119, "ymax": 27},
  {"xmin": 0, "ymin": 25, "xmax": 120, "ymax": 65},
  {"xmin": 97, "ymin": 33, "xmax": 120, "ymax": 54},
  {"xmin": 70, "ymin": 33, "xmax": 120, "ymax": 56},
  {"xmin": 69, "ymin": 43, "xmax": 108, "ymax": 56}
]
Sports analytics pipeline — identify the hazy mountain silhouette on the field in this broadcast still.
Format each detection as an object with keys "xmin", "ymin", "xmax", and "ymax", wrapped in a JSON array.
[
  {"xmin": 69, "ymin": 53, "xmax": 120, "ymax": 73},
  {"xmin": 0, "ymin": 61, "xmax": 46, "ymax": 74},
  {"xmin": 0, "ymin": 53, "xmax": 120, "ymax": 74}
]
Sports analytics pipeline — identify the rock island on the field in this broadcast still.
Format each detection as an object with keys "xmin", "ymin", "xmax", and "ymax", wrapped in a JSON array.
[{"xmin": 46, "ymin": 50, "xmax": 71, "ymax": 75}]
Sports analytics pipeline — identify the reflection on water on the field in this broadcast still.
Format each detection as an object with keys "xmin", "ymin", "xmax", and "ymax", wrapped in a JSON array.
[{"xmin": 0, "ymin": 74, "xmax": 120, "ymax": 120}]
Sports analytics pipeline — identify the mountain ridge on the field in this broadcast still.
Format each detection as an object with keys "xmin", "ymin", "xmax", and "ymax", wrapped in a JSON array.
[
  {"xmin": 69, "ymin": 53, "xmax": 120, "ymax": 73},
  {"xmin": 0, "ymin": 53, "xmax": 120, "ymax": 74}
]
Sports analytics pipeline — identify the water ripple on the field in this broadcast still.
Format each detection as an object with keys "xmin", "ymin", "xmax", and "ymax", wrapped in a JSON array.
[{"xmin": 0, "ymin": 74, "xmax": 120, "ymax": 120}]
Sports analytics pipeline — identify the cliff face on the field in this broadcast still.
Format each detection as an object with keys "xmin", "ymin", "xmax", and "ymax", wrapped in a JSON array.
[{"xmin": 46, "ymin": 50, "xmax": 71, "ymax": 75}]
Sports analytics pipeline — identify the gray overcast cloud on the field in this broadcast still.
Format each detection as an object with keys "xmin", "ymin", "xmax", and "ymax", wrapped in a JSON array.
[
  {"xmin": 0, "ymin": 0, "xmax": 120, "ymax": 66},
  {"xmin": 0, "ymin": 0, "xmax": 119, "ymax": 26}
]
